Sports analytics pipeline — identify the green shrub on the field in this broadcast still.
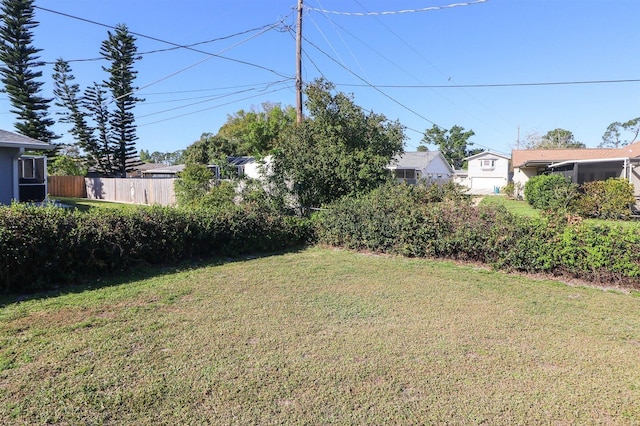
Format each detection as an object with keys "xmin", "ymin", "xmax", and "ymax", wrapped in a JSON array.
[
  {"xmin": 524, "ymin": 174, "xmax": 575, "ymax": 211},
  {"xmin": 574, "ymin": 178, "xmax": 635, "ymax": 219},
  {"xmin": 174, "ymin": 163, "xmax": 216, "ymax": 207},
  {"xmin": 316, "ymin": 183, "xmax": 640, "ymax": 285},
  {"xmin": 0, "ymin": 203, "xmax": 313, "ymax": 294},
  {"xmin": 501, "ymin": 181, "xmax": 523, "ymax": 200}
]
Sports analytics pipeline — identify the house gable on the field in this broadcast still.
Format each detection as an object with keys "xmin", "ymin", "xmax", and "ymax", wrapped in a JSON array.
[
  {"xmin": 388, "ymin": 151, "xmax": 454, "ymax": 183},
  {"xmin": 463, "ymin": 150, "xmax": 511, "ymax": 192}
]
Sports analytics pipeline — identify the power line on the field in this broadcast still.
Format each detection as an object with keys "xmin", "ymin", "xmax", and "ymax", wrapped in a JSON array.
[
  {"xmin": 128, "ymin": 22, "xmax": 282, "ymax": 99},
  {"xmin": 34, "ymin": 5, "xmax": 292, "ymax": 79},
  {"xmin": 301, "ymin": 35, "xmax": 443, "ymax": 128},
  {"xmin": 139, "ymin": 79, "xmax": 293, "ymax": 97},
  {"xmin": 42, "ymin": 23, "xmax": 281, "ymax": 64},
  {"xmin": 335, "ymin": 79, "xmax": 640, "ymax": 88},
  {"xmin": 306, "ymin": 0, "xmax": 488, "ymax": 16},
  {"xmin": 138, "ymin": 80, "xmax": 292, "ymax": 118},
  {"xmin": 138, "ymin": 86, "xmax": 291, "ymax": 127}
]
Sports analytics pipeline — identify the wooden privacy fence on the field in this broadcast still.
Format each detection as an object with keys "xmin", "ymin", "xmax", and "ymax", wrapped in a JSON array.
[
  {"xmin": 85, "ymin": 178, "xmax": 177, "ymax": 206},
  {"xmin": 48, "ymin": 176, "xmax": 86, "ymax": 198},
  {"xmin": 48, "ymin": 176, "xmax": 177, "ymax": 206}
]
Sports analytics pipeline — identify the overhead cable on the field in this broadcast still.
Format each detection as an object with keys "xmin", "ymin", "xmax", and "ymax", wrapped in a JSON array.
[
  {"xmin": 336, "ymin": 79, "xmax": 640, "ymax": 89},
  {"xmin": 43, "ymin": 23, "xmax": 281, "ymax": 64},
  {"xmin": 34, "ymin": 5, "xmax": 292, "ymax": 79},
  {"xmin": 301, "ymin": 35, "xmax": 443, "ymax": 128},
  {"xmin": 305, "ymin": 0, "xmax": 488, "ymax": 16}
]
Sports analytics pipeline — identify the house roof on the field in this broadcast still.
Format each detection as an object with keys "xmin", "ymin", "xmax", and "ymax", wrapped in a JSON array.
[
  {"xmin": 0, "ymin": 129, "xmax": 53, "ymax": 150},
  {"xmin": 389, "ymin": 151, "xmax": 450, "ymax": 170},
  {"xmin": 465, "ymin": 150, "xmax": 510, "ymax": 161},
  {"xmin": 227, "ymin": 156, "xmax": 255, "ymax": 166},
  {"xmin": 142, "ymin": 164, "xmax": 186, "ymax": 175},
  {"xmin": 512, "ymin": 140, "xmax": 640, "ymax": 168}
]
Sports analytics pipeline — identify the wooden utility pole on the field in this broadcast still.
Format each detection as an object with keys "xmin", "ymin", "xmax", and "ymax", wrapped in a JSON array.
[{"xmin": 296, "ymin": 0, "xmax": 303, "ymax": 123}]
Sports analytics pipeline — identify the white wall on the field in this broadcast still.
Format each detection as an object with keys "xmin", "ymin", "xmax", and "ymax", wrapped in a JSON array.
[
  {"xmin": 467, "ymin": 153, "xmax": 510, "ymax": 189},
  {"xmin": 422, "ymin": 155, "xmax": 454, "ymax": 180}
]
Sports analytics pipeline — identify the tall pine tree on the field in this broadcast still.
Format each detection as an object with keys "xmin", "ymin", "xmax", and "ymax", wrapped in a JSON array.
[
  {"xmin": 53, "ymin": 25, "xmax": 143, "ymax": 177},
  {"xmin": 0, "ymin": 0, "xmax": 58, "ymax": 145},
  {"xmin": 100, "ymin": 24, "xmax": 143, "ymax": 177}
]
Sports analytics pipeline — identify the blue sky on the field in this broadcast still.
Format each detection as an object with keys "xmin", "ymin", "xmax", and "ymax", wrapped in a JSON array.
[{"xmin": 1, "ymin": 0, "xmax": 638, "ymax": 157}]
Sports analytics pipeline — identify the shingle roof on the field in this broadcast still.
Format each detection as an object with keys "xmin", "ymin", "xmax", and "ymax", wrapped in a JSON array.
[
  {"xmin": 389, "ymin": 151, "xmax": 443, "ymax": 169},
  {"xmin": 465, "ymin": 150, "xmax": 510, "ymax": 161},
  {"xmin": 512, "ymin": 140, "xmax": 640, "ymax": 168},
  {"xmin": 0, "ymin": 129, "xmax": 52, "ymax": 150}
]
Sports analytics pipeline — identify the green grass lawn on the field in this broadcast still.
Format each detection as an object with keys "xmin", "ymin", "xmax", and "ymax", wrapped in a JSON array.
[
  {"xmin": 479, "ymin": 195, "xmax": 640, "ymax": 228},
  {"xmin": 50, "ymin": 196, "xmax": 130, "ymax": 212},
  {"xmin": 2, "ymin": 248, "xmax": 640, "ymax": 424},
  {"xmin": 478, "ymin": 195, "xmax": 539, "ymax": 217}
]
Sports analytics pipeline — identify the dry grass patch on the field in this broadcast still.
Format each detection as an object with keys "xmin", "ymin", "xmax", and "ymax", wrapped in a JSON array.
[{"xmin": 1, "ymin": 248, "xmax": 640, "ymax": 424}]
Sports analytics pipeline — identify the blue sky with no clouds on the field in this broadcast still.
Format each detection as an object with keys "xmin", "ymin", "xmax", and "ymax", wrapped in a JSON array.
[{"xmin": 1, "ymin": 0, "xmax": 638, "ymax": 157}]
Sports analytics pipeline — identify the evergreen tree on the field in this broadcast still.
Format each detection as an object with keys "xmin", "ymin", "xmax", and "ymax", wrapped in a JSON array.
[
  {"xmin": 0, "ymin": 0, "xmax": 58, "ymax": 146},
  {"xmin": 83, "ymin": 82, "xmax": 115, "ymax": 175},
  {"xmin": 53, "ymin": 25, "xmax": 143, "ymax": 177},
  {"xmin": 100, "ymin": 23, "xmax": 143, "ymax": 177}
]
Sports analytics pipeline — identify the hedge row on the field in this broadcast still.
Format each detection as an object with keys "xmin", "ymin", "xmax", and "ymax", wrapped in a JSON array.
[
  {"xmin": 315, "ymin": 185, "xmax": 640, "ymax": 286},
  {"xmin": 0, "ymin": 203, "xmax": 312, "ymax": 294}
]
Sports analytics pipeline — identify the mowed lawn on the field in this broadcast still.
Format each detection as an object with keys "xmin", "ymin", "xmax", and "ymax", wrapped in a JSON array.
[{"xmin": 2, "ymin": 248, "xmax": 640, "ymax": 424}]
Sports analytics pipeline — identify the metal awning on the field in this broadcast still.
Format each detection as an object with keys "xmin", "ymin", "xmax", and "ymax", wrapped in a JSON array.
[{"xmin": 548, "ymin": 157, "xmax": 637, "ymax": 169}]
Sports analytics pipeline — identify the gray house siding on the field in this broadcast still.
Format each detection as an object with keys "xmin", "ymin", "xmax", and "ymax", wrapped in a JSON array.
[{"xmin": 0, "ymin": 147, "xmax": 20, "ymax": 205}]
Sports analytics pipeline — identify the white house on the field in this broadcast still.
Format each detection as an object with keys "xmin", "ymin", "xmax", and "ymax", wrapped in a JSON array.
[
  {"xmin": 388, "ymin": 151, "xmax": 454, "ymax": 184},
  {"xmin": 461, "ymin": 151, "xmax": 511, "ymax": 194}
]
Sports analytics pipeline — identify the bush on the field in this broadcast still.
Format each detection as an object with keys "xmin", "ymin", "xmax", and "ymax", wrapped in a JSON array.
[
  {"xmin": 524, "ymin": 174, "xmax": 575, "ymax": 210},
  {"xmin": 574, "ymin": 178, "xmax": 635, "ymax": 219},
  {"xmin": 501, "ymin": 181, "xmax": 523, "ymax": 200},
  {"xmin": 174, "ymin": 163, "xmax": 216, "ymax": 207},
  {"xmin": 316, "ymin": 183, "xmax": 640, "ymax": 285},
  {"xmin": 0, "ymin": 203, "xmax": 313, "ymax": 294}
]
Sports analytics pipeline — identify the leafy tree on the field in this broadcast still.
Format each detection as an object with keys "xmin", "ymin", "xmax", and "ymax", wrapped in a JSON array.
[
  {"xmin": 174, "ymin": 163, "xmax": 234, "ymax": 209},
  {"xmin": 600, "ymin": 117, "xmax": 640, "ymax": 148},
  {"xmin": 182, "ymin": 103, "xmax": 296, "ymax": 166},
  {"xmin": 182, "ymin": 133, "xmax": 235, "ymax": 165},
  {"xmin": 217, "ymin": 102, "xmax": 296, "ymax": 156},
  {"xmin": 101, "ymin": 23, "xmax": 143, "ymax": 177},
  {"xmin": 139, "ymin": 149, "xmax": 183, "ymax": 165},
  {"xmin": 271, "ymin": 79, "xmax": 405, "ymax": 209},
  {"xmin": 47, "ymin": 144, "xmax": 87, "ymax": 176},
  {"xmin": 139, "ymin": 149, "xmax": 151, "ymax": 162},
  {"xmin": 420, "ymin": 125, "xmax": 475, "ymax": 169},
  {"xmin": 0, "ymin": 0, "xmax": 58, "ymax": 146},
  {"xmin": 525, "ymin": 128, "xmax": 585, "ymax": 149}
]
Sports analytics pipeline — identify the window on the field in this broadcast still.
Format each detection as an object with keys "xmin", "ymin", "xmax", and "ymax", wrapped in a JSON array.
[
  {"xmin": 481, "ymin": 159, "xmax": 495, "ymax": 170},
  {"xmin": 394, "ymin": 169, "xmax": 416, "ymax": 180},
  {"xmin": 20, "ymin": 158, "xmax": 35, "ymax": 179}
]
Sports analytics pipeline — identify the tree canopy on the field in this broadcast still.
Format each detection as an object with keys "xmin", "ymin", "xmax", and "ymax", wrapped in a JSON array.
[
  {"xmin": 524, "ymin": 128, "xmax": 585, "ymax": 149},
  {"xmin": 271, "ymin": 79, "xmax": 405, "ymax": 209},
  {"xmin": 182, "ymin": 103, "xmax": 296, "ymax": 165},
  {"xmin": 420, "ymin": 125, "xmax": 476, "ymax": 169},
  {"xmin": 600, "ymin": 117, "xmax": 640, "ymax": 148}
]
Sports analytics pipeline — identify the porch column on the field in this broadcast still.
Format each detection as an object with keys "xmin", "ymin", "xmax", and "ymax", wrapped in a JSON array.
[
  {"xmin": 572, "ymin": 162, "xmax": 579, "ymax": 183},
  {"xmin": 12, "ymin": 148, "xmax": 23, "ymax": 202}
]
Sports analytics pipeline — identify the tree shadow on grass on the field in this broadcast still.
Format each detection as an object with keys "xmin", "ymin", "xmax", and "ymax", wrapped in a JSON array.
[{"xmin": 0, "ymin": 245, "xmax": 309, "ymax": 308}]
